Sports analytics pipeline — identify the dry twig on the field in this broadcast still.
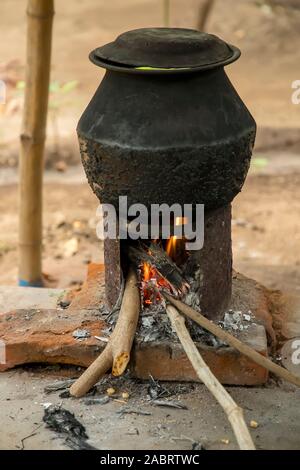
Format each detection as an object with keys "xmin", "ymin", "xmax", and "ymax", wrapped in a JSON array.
[
  {"xmin": 164, "ymin": 293, "xmax": 300, "ymax": 388},
  {"xmin": 166, "ymin": 304, "xmax": 255, "ymax": 450},
  {"xmin": 70, "ymin": 268, "xmax": 140, "ymax": 397}
]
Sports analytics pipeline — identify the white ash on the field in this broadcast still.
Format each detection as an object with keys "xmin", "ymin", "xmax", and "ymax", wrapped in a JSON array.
[
  {"xmin": 183, "ymin": 290, "xmax": 201, "ymax": 310},
  {"xmin": 136, "ymin": 304, "xmax": 226, "ymax": 348},
  {"xmin": 180, "ymin": 277, "xmax": 227, "ymax": 347},
  {"xmin": 105, "ymin": 265, "xmax": 226, "ymax": 347},
  {"xmin": 72, "ymin": 329, "xmax": 91, "ymax": 339},
  {"xmin": 219, "ymin": 309, "xmax": 255, "ymax": 333},
  {"xmin": 136, "ymin": 305, "xmax": 176, "ymax": 343}
]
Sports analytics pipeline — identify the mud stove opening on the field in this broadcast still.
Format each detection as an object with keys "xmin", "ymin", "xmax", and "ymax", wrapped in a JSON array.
[{"xmin": 103, "ymin": 204, "xmax": 232, "ymax": 343}]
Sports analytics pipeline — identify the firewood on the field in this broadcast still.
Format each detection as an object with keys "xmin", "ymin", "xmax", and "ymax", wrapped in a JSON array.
[
  {"xmin": 166, "ymin": 304, "xmax": 255, "ymax": 450},
  {"xmin": 127, "ymin": 242, "xmax": 189, "ymax": 294},
  {"xmin": 164, "ymin": 293, "xmax": 300, "ymax": 388},
  {"xmin": 70, "ymin": 268, "xmax": 140, "ymax": 398}
]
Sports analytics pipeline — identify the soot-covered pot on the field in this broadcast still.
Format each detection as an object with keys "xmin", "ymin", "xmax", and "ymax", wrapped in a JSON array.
[{"xmin": 77, "ymin": 27, "xmax": 256, "ymax": 212}]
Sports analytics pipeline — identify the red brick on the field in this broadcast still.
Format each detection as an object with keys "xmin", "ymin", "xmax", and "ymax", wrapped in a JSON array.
[{"xmin": 0, "ymin": 263, "xmax": 271, "ymax": 385}]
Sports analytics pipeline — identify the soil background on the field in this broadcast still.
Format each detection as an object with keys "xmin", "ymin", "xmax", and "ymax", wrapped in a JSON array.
[{"xmin": 0, "ymin": 0, "xmax": 299, "ymax": 451}]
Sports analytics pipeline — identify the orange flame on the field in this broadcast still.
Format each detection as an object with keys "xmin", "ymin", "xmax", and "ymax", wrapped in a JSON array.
[
  {"xmin": 141, "ymin": 261, "xmax": 173, "ymax": 307},
  {"xmin": 166, "ymin": 216, "xmax": 188, "ymax": 260},
  {"xmin": 143, "ymin": 261, "xmax": 151, "ymax": 282},
  {"xmin": 166, "ymin": 235, "xmax": 177, "ymax": 258},
  {"xmin": 141, "ymin": 231, "xmax": 188, "ymax": 307}
]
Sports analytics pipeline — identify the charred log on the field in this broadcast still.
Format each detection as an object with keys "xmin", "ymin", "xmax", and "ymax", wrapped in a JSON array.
[{"xmin": 127, "ymin": 242, "xmax": 189, "ymax": 295}]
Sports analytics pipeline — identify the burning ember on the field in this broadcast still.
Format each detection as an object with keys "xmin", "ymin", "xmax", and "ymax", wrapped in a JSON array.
[
  {"xmin": 141, "ymin": 261, "xmax": 172, "ymax": 306},
  {"xmin": 141, "ymin": 236, "xmax": 183, "ymax": 307}
]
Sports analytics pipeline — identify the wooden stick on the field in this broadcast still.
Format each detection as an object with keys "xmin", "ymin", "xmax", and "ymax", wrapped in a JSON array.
[
  {"xmin": 19, "ymin": 0, "xmax": 54, "ymax": 286},
  {"xmin": 164, "ymin": 293, "xmax": 300, "ymax": 388},
  {"xmin": 70, "ymin": 268, "xmax": 140, "ymax": 397},
  {"xmin": 110, "ymin": 267, "xmax": 140, "ymax": 377},
  {"xmin": 166, "ymin": 304, "xmax": 255, "ymax": 450}
]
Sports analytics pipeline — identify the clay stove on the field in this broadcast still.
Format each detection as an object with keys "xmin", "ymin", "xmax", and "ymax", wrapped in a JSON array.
[{"xmin": 78, "ymin": 27, "xmax": 256, "ymax": 322}]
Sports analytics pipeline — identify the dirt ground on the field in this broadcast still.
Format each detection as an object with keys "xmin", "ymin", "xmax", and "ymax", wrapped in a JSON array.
[
  {"xmin": 0, "ymin": 368, "xmax": 299, "ymax": 451},
  {"xmin": 0, "ymin": 0, "xmax": 300, "ymax": 452}
]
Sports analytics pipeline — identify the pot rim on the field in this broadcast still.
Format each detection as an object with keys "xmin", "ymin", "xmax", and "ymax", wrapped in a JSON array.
[{"xmin": 89, "ymin": 45, "xmax": 241, "ymax": 75}]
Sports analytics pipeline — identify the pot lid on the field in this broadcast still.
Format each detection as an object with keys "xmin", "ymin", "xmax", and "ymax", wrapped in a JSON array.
[{"xmin": 90, "ymin": 28, "xmax": 240, "ymax": 74}]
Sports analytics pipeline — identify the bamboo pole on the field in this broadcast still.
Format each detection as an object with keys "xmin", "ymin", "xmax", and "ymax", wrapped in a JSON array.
[
  {"xmin": 197, "ymin": 0, "xmax": 216, "ymax": 31},
  {"xmin": 164, "ymin": 293, "xmax": 300, "ymax": 388},
  {"xmin": 163, "ymin": 0, "xmax": 170, "ymax": 27},
  {"xmin": 166, "ymin": 305, "xmax": 255, "ymax": 450},
  {"xmin": 19, "ymin": 0, "xmax": 54, "ymax": 286}
]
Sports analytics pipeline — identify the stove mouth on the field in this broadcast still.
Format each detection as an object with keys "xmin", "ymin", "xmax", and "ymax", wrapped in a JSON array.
[
  {"xmin": 129, "ymin": 237, "xmax": 190, "ymax": 309},
  {"xmin": 111, "ymin": 215, "xmax": 200, "ymax": 313},
  {"xmin": 104, "ymin": 205, "xmax": 232, "ymax": 322}
]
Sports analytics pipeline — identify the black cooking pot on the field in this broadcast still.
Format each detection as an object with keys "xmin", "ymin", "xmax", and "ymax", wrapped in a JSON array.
[{"xmin": 78, "ymin": 28, "xmax": 256, "ymax": 211}]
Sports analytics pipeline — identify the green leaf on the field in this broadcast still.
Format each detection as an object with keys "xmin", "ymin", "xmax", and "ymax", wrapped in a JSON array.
[
  {"xmin": 135, "ymin": 66, "xmax": 189, "ymax": 71},
  {"xmin": 61, "ymin": 80, "xmax": 78, "ymax": 94},
  {"xmin": 16, "ymin": 80, "xmax": 25, "ymax": 90},
  {"xmin": 252, "ymin": 157, "xmax": 268, "ymax": 168},
  {"xmin": 49, "ymin": 81, "xmax": 61, "ymax": 93}
]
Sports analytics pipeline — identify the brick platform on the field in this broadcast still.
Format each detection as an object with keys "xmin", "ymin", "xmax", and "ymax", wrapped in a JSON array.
[{"xmin": 0, "ymin": 264, "xmax": 272, "ymax": 385}]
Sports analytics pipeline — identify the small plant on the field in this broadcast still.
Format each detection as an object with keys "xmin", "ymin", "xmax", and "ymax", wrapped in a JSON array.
[
  {"xmin": 14, "ymin": 79, "xmax": 79, "ymax": 156},
  {"xmin": 251, "ymin": 156, "xmax": 268, "ymax": 170},
  {"xmin": 48, "ymin": 80, "xmax": 79, "ymax": 155}
]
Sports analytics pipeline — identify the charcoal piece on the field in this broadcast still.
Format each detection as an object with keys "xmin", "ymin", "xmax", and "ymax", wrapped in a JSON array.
[
  {"xmin": 58, "ymin": 300, "xmax": 71, "ymax": 309},
  {"xmin": 128, "ymin": 242, "xmax": 189, "ymax": 294},
  {"xmin": 117, "ymin": 407, "xmax": 152, "ymax": 417},
  {"xmin": 147, "ymin": 375, "xmax": 170, "ymax": 399},
  {"xmin": 43, "ymin": 405, "xmax": 88, "ymax": 439},
  {"xmin": 43, "ymin": 405, "xmax": 98, "ymax": 450},
  {"xmin": 192, "ymin": 441, "xmax": 206, "ymax": 450},
  {"xmin": 83, "ymin": 396, "xmax": 110, "ymax": 406},
  {"xmin": 44, "ymin": 379, "xmax": 76, "ymax": 394},
  {"xmin": 151, "ymin": 399, "xmax": 188, "ymax": 410},
  {"xmin": 59, "ymin": 390, "xmax": 71, "ymax": 399}
]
